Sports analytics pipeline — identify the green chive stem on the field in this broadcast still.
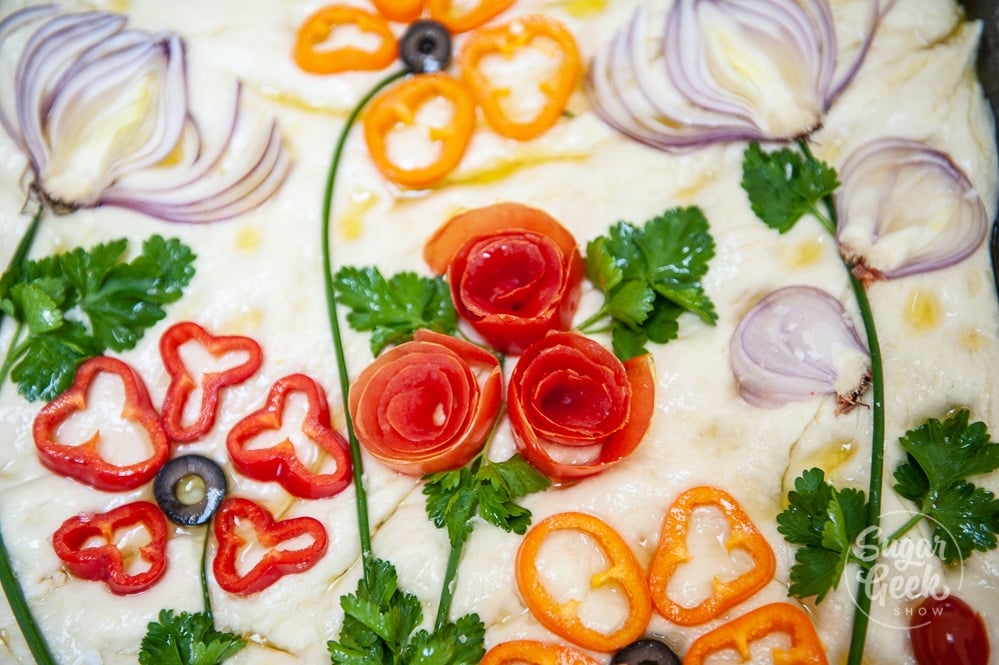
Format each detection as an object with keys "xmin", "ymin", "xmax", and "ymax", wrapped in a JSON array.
[
  {"xmin": 803, "ymin": 154, "xmax": 886, "ymax": 665},
  {"xmin": 0, "ymin": 206, "xmax": 57, "ymax": 665},
  {"xmin": 320, "ymin": 69, "xmax": 408, "ymax": 572}
]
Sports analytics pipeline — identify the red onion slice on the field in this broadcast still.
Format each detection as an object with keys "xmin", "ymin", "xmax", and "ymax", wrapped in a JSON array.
[
  {"xmin": 585, "ymin": 0, "xmax": 881, "ymax": 150},
  {"xmin": 835, "ymin": 138, "xmax": 989, "ymax": 281},
  {"xmin": 0, "ymin": 6, "xmax": 289, "ymax": 223},
  {"xmin": 730, "ymin": 286, "xmax": 870, "ymax": 410}
]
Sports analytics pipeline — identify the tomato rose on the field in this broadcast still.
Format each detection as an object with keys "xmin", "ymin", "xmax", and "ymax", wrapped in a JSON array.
[
  {"xmin": 508, "ymin": 331, "xmax": 654, "ymax": 481},
  {"xmin": 423, "ymin": 202, "xmax": 584, "ymax": 354},
  {"xmin": 349, "ymin": 329, "xmax": 503, "ymax": 475}
]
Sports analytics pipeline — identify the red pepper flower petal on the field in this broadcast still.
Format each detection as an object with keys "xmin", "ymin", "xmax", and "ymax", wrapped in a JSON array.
[
  {"xmin": 349, "ymin": 329, "xmax": 502, "ymax": 475},
  {"xmin": 424, "ymin": 202, "xmax": 584, "ymax": 354},
  {"xmin": 226, "ymin": 374, "xmax": 352, "ymax": 500},
  {"xmin": 52, "ymin": 500, "xmax": 168, "ymax": 595},
  {"xmin": 32, "ymin": 356, "xmax": 170, "ymax": 492},
  {"xmin": 212, "ymin": 496, "xmax": 328, "ymax": 595},
  {"xmin": 160, "ymin": 321, "xmax": 263, "ymax": 443},
  {"xmin": 509, "ymin": 332, "xmax": 655, "ymax": 481}
]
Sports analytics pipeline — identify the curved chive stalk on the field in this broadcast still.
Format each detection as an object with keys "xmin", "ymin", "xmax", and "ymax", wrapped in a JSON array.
[
  {"xmin": 0, "ymin": 206, "xmax": 57, "ymax": 665},
  {"xmin": 799, "ymin": 140, "xmax": 887, "ymax": 665},
  {"xmin": 319, "ymin": 68, "xmax": 408, "ymax": 569}
]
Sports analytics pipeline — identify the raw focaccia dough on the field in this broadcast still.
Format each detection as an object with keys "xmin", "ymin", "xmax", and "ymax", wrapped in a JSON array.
[{"xmin": 0, "ymin": 0, "xmax": 997, "ymax": 663}]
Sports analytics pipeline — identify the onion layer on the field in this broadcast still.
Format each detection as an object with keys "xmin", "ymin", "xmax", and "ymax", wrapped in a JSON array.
[
  {"xmin": 0, "ymin": 6, "xmax": 289, "ymax": 223},
  {"xmin": 835, "ymin": 137, "xmax": 989, "ymax": 281},
  {"xmin": 730, "ymin": 285, "xmax": 870, "ymax": 412},
  {"xmin": 584, "ymin": 0, "xmax": 881, "ymax": 150}
]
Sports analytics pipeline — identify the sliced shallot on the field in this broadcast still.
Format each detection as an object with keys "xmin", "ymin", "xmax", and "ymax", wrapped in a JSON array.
[
  {"xmin": 835, "ymin": 137, "xmax": 989, "ymax": 281},
  {"xmin": 585, "ymin": 0, "xmax": 881, "ymax": 150},
  {"xmin": 0, "ymin": 6, "xmax": 289, "ymax": 223},
  {"xmin": 730, "ymin": 285, "xmax": 870, "ymax": 412}
]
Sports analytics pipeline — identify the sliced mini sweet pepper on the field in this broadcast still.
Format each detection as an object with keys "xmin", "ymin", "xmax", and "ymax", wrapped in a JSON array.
[
  {"xmin": 480, "ymin": 639, "xmax": 602, "ymax": 665},
  {"xmin": 32, "ymin": 355, "xmax": 170, "ymax": 492},
  {"xmin": 52, "ymin": 500, "xmax": 168, "ymax": 595},
  {"xmin": 364, "ymin": 71, "xmax": 476, "ymax": 188},
  {"xmin": 293, "ymin": 5, "xmax": 397, "ymax": 75},
  {"xmin": 372, "ymin": 0, "xmax": 423, "ymax": 23},
  {"xmin": 226, "ymin": 373, "xmax": 352, "ymax": 499},
  {"xmin": 459, "ymin": 14, "xmax": 581, "ymax": 140},
  {"xmin": 516, "ymin": 511, "xmax": 652, "ymax": 652},
  {"xmin": 212, "ymin": 496, "xmax": 329, "ymax": 595},
  {"xmin": 648, "ymin": 486, "xmax": 776, "ymax": 626},
  {"xmin": 683, "ymin": 602, "xmax": 829, "ymax": 665},
  {"xmin": 427, "ymin": 0, "xmax": 515, "ymax": 34},
  {"xmin": 159, "ymin": 321, "xmax": 263, "ymax": 443}
]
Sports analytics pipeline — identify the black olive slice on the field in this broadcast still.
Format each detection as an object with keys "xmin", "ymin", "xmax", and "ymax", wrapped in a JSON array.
[
  {"xmin": 399, "ymin": 19, "xmax": 451, "ymax": 74},
  {"xmin": 154, "ymin": 454, "xmax": 227, "ymax": 526},
  {"xmin": 611, "ymin": 639, "xmax": 681, "ymax": 665}
]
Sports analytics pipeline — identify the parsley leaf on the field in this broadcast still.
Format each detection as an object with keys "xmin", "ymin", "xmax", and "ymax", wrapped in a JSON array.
[
  {"xmin": 777, "ymin": 468, "xmax": 869, "ymax": 602},
  {"xmin": 0, "ymin": 236, "xmax": 196, "ymax": 401},
  {"xmin": 423, "ymin": 454, "xmax": 550, "ymax": 550},
  {"xmin": 328, "ymin": 558, "xmax": 485, "ymax": 665},
  {"xmin": 583, "ymin": 207, "xmax": 716, "ymax": 360},
  {"xmin": 138, "ymin": 609, "xmax": 245, "ymax": 665},
  {"xmin": 892, "ymin": 409, "xmax": 999, "ymax": 563},
  {"xmin": 333, "ymin": 266, "xmax": 457, "ymax": 355},
  {"xmin": 740, "ymin": 141, "xmax": 839, "ymax": 233}
]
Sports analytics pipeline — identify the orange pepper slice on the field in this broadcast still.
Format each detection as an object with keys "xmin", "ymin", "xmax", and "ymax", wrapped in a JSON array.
[
  {"xmin": 363, "ymin": 72, "xmax": 476, "ymax": 188},
  {"xmin": 294, "ymin": 5, "xmax": 397, "ymax": 75},
  {"xmin": 683, "ymin": 602, "xmax": 829, "ymax": 665},
  {"xmin": 648, "ymin": 486, "xmax": 776, "ymax": 626},
  {"xmin": 428, "ymin": 0, "xmax": 515, "ymax": 34},
  {"xmin": 516, "ymin": 511, "xmax": 652, "ymax": 652},
  {"xmin": 480, "ymin": 640, "xmax": 602, "ymax": 665},
  {"xmin": 372, "ymin": 0, "xmax": 423, "ymax": 23},
  {"xmin": 459, "ymin": 14, "xmax": 581, "ymax": 140}
]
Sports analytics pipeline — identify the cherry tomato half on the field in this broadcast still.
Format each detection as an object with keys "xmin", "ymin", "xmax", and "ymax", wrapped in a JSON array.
[{"xmin": 910, "ymin": 595, "xmax": 990, "ymax": 665}]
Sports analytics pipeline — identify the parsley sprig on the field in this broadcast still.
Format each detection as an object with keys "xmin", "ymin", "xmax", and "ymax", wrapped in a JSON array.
[
  {"xmin": 580, "ymin": 206, "xmax": 717, "ymax": 360},
  {"xmin": 328, "ymin": 558, "xmax": 485, "ymax": 665},
  {"xmin": 893, "ymin": 409, "xmax": 999, "ymax": 562},
  {"xmin": 140, "ymin": 610, "xmax": 246, "ymax": 665},
  {"xmin": 0, "ymin": 234, "xmax": 196, "ymax": 400},
  {"xmin": 778, "ymin": 411, "xmax": 999, "ymax": 605},
  {"xmin": 424, "ymin": 447, "xmax": 550, "ymax": 627},
  {"xmin": 777, "ymin": 468, "xmax": 869, "ymax": 603},
  {"xmin": 333, "ymin": 266, "xmax": 457, "ymax": 355}
]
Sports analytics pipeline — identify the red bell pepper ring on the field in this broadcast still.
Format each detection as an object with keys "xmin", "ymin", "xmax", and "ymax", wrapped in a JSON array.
[
  {"xmin": 683, "ymin": 602, "xmax": 829, "ymax": 665},
  {"xmin": 212, "ymin": 496, "xmax": 328, "ymax": 595},
  {"xmin": 648, "ymin": 485, "xmax": 776, "ymax": 626},
  {"xmin": 507, "ymin": 332, "xmax": 655, "ymax": 481},
  {"xmin": 52, "ymin": 500, "xmax": 168, "ymax": 595},
  {"xmin": 226, "ymin": 373, "xmax": 352, "ymax": 499},
  {"xmin": 159, "ymin": 321, "xmax": 263, "ymax": 443},
  {"xmin": 32, "ymin": 355, "xmax": 170, "ymax": 491},
  {"xmin": 423, "ymin": 202, "xmax": 585, "ymax": 355}
]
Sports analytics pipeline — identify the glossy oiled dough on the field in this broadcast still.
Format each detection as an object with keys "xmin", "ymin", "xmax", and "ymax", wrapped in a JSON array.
[{"xmin": 0, "ymin": 0, "xmax": 996, "ymax": 663}]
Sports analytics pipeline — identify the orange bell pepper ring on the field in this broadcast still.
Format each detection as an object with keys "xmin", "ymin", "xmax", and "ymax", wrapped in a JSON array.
[
  {"xmin": 428, "ymin": 0, "xmax": 515, "ymax": 34},
  {"xmin": 648, "ymin": 486, "xmax": 776, "ymax": 626},
  {"xmin": 372, "ymin": 0, "xmax": 423, "ymax": 23},
  {"xmin": 480, "ymin": 640, "xmax": 602, "ymax": 665},
  {"xmin": 294, "ymin": 5, "xmax": 397, "ymax": 75},
  {"xmin": 459, "ymin": 14, "xmax": 581, "ymax": 140},
  {"xmin": 684, "ymin": 602, "xmax": 829, "ymax": 665},
  {"xmin": 363, "ymin": 72, "xmax": 476, "ymax": 188},
  {"xmin": 516, "ymin": 511, "xmax": 652, "ymax": 652}
]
